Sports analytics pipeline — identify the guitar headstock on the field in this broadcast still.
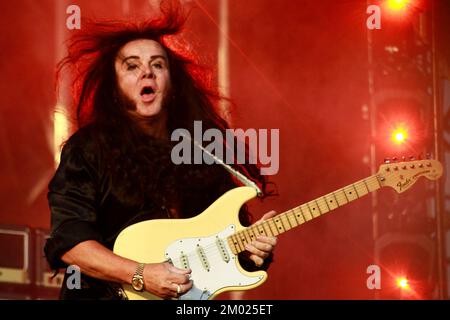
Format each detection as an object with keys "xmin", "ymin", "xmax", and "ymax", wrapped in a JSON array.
[{"xmin": 377, "ymin": 159, "xmax": 443, "ymax": 193}]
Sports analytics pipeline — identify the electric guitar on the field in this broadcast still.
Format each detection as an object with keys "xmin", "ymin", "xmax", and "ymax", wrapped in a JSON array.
[{"xmin": 113, "ymin": 159, "xmax": 443, "ymax": 300}]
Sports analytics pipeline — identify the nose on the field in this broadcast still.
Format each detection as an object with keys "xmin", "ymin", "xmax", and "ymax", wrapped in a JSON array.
[{"xmin": 141, "ymin": 65, "xmax": 155, "ymax": 79}]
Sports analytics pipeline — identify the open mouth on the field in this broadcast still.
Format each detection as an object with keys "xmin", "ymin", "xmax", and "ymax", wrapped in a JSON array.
[
  {"xmin": 140, "ymin": 86, "xmax": 154, "ymax": 95},
  {"xmin": 140, "ymin": 86, "xmax": 156, "ymax": 102}
]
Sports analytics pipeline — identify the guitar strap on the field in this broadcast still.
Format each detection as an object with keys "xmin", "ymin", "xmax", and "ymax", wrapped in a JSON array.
[{"xmin": 180, "ymin": 131, "xmax": 263, "ymax": 197}]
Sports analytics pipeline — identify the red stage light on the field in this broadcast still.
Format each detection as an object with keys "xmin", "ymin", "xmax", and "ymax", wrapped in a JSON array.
[
  {"xmin": 396, "ymin": 277, "xmax": 410, "ymax": 289},
  {"xmin": 386, "ymin": 0, "xmax": 411, "ymax": 12},
  {"xmin": 391, "ymin": 125, "xmax": 409, "ymax": 145}
]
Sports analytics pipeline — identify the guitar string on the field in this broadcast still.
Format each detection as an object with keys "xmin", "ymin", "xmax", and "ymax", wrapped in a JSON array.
[
  {"xmin": 168, "ymin": 163, "xmax": 430, "ymax": 268},
  {"xmin": 165, "ymin": 174, "xmax": 382, "ymax": 266},
  {"xmin": 175, "ymin": 163, "xmax": 432, "ymax": 262},
  {"xmin": 167, "ymin": 163, "xmax": 433, "ymax": 277},
  {"xmin": 169, "ymin": 175, "xmax": 381, "ymax": 265}
]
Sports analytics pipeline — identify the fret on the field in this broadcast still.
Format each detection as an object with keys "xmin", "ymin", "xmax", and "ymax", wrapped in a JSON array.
[
  {"xmin": 334, "ymin": 189, "xmax": 348, "ymax": 205},
  {"xmin": 322, "ymin": 196, "xmax": 331, "ymax": 211},
  {"xmin": 355, "ymin": 182, "xmax": 368, "ymax": 196},
  {"xmin": 261, "ymin": 221, "xmax": 273, "ymax": 237},
  {"xmin": 227, "ymin": 237, "xmax": 237, "ymax": 254},
  {"xmin": 362, "ymin": 179, "xmax": 370, "ymax": 193},
  {"xmin": 343, "ymin": 185, "xmax": 358, "ymax": 201},
  {"xmin": 293, "ymin": 207, "xmax": 306, "ymax": 224},
  {"xmin": 374, "ymin": 175, "xmax": 383, "ymax": 189},
  {"xmin": 307, "ymin": 202, "xmax": 320, "ymax": 218},
  {"xmin": 238, "ymin": 230, "xmax": 250, "ymax": 246},
  {"xmin": 301, "ymin": 205, "xmax": 313, "ymax": 220},
  {"xmin": 244, "ymin": 229, "xmax": 254, "ymax": 244},
  {"xmin": 352, "ymin": 183, "xmax": 362, "ymax": 197},
  {"xmin": 317, "ymin": 197, "xmax": 330, "ymax": 213},
  {"xmin": 255, "ymin": 223, "xmax": 267, "ymax": 237},
  {"xmin": 324, "ymin": 193, "xmax": 339, "ymax": 210},
  {"xmin": 267, "ymin": 219, "xmax": 280, "ymax": 236},
  {"xmin": 280, "ymin": 214, "xmax": 292, "ymax": 230},
  {"xmin": 273, "ymin": 217, "xmax": 286, "ymax": 233},
  {"xmin": 230, "ymin": 234, "xmax": 243, "ymax": 252},
  {"xmin": 247, "ymin": 226, "xmax": 258, "ymax": 242},
  {"xmin": 287, "ymin": 210, "xmax": 299, "ymax": 227},
  {"xmin": 366, "ymin": 177, "xmax": 380, "ymax": 192},
  {"xmin": 231, "ymin": 174, "xmax": 382, "ymax": 247}
]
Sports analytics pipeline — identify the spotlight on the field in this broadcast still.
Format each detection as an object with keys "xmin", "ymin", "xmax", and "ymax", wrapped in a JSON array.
[
  {"xmin": 391, "ymin": 125, "xmax": 409, "ymax": 145},
  {"xmin": 386, "ymin": 0, "xmax": 411, "ymax": 12},
  {"xmin": 396, "ymin": 277, "xmax": 410, "ymax": 290}
]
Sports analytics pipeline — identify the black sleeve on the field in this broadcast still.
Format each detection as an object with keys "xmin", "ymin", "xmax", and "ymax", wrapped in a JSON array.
[{"xmin": 44, "ymin": 140, "xmax": 103, "ymax": 270}]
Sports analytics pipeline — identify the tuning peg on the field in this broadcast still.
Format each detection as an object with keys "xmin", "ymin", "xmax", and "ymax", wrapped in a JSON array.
[{"xmin": 384, "ymin": 158, "xmax": 391, "ymax": 164}]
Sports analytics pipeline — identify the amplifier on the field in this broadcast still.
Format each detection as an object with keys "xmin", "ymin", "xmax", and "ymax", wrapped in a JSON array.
[{"xmin": 0, "ymin": 225, "xmax": 31, "ymax": 284}]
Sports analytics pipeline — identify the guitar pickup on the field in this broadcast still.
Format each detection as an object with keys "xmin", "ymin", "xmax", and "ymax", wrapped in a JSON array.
[
  {"xmin": 180, "ymin": 252, "xmax": 190, "ymax": 270},
  {"xmin": 216, "ymin": 237, "xmax": 230, "ymax": 263},
  {"xmin": 196, "ymin": 244, "xmax": 210, "ymax": 272}
]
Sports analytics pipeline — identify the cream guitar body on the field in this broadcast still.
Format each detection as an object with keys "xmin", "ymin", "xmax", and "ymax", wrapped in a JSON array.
[
  {"xmin": 113, "ymin": 159, "xmax": 443, "ymax": 300},
  {"xmin": 113, "ymin": 186, "xmax": 265, "ymax": 300}
]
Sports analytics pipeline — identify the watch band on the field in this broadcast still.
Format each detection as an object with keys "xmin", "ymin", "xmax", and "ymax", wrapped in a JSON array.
[
  {"xmin": 131, "ymin": 263, "xmax": 145, "ymax": 292},
  {"xmin": 135, "ymin": 263, "xmax": 145, "ymax": 277}
]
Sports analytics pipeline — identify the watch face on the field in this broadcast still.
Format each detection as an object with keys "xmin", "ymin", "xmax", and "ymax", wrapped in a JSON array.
[{"xmin": 132, "ymin": 277, "xmax": 144, "ymax": 291}]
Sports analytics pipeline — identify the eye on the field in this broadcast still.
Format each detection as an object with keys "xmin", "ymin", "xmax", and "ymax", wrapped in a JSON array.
[
  {"xmin": 152, "ymin": 62, "xmax": 164, "ymax": 69},
  {"xmin": 126, "ymin": 64, "xmax": 138, "ymax": 71}
]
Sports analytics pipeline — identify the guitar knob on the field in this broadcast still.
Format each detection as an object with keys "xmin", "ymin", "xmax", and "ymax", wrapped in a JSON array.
[
  {"xmin": 384, "ymin": 158, "xmax": 391, "ymax": 164},
  {"xmin": 392, "ymin": 157, "xmax": 398, "ymax": 162},
  {"xmin": 402, "ymin": 156, "xmax": 406, "ymax": 161},
  {"xmin": 409, "ymin": 156, "xmax": 415, "ymax": 160}
]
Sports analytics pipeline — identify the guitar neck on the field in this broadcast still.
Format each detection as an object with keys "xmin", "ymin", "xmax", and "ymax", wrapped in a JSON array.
[{"xmin": 227, "ymin": 174, "xmax": 382, "ymax": 254}]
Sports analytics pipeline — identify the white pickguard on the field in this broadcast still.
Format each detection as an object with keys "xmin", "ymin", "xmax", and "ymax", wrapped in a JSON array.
[{"xmin": 164, "ymin": 225, "xmax": 264, "ymax": 300}]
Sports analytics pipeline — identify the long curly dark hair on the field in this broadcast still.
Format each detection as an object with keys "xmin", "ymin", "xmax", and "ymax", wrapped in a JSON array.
[{"xmin": 57, "ymin": 1, "xmax": 272, "ymax": 223}]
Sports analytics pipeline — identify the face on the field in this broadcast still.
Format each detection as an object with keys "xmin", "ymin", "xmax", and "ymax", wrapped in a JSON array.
[{"xmin": 115, "ymin": 39, "xmax": 171, "ymax": 117}]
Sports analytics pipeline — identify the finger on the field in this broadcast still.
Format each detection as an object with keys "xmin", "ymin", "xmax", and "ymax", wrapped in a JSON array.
[
  {"xmin": 256, "ymin": 235, "xmax": 278, "ymax": 247},
  {"xmin": 249, "ymin": 254, "xmax": 264, "ymax": 267},
  {"xmin": 251, "ymin": 240, "xmax": 273, "ymax": 253},
  {"xmin": 171, "ymin": 281, "xmax": 193, "ymax": 296},
  {"xmin": 245, "ymin": 242, "xmax": 270, "ymax": 259},
  {"xmin": 168, "ymin": 272, "xmax": 191, "ymax": 284},
  {"xmin": 168, "ymin": 264, "xmax": 191, "ymax": 274},
  {"xmin": 257, "ymin": 210, "xmax": 277, "ymax": 223}
]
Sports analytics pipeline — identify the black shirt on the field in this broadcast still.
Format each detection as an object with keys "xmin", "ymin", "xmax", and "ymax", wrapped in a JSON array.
[{"xmin": 44, "ymin": 124, "xmax": 268, "ymax": 299}]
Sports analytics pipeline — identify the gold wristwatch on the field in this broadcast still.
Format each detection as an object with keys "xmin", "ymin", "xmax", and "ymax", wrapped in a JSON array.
[{"xmin": 131, "ymin": 263, "xmax": 145, "ymax": 292}]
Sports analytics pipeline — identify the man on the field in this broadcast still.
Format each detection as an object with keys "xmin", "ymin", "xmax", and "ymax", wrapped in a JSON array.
[{"xmin": 45, "ymin": 4, "xmax": 277, "ymax": 300}]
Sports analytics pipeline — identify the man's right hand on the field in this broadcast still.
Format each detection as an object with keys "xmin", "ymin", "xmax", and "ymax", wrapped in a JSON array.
[{"xmin": 143, "ymin": 262, "xmax": 193, "ymax": 299}]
